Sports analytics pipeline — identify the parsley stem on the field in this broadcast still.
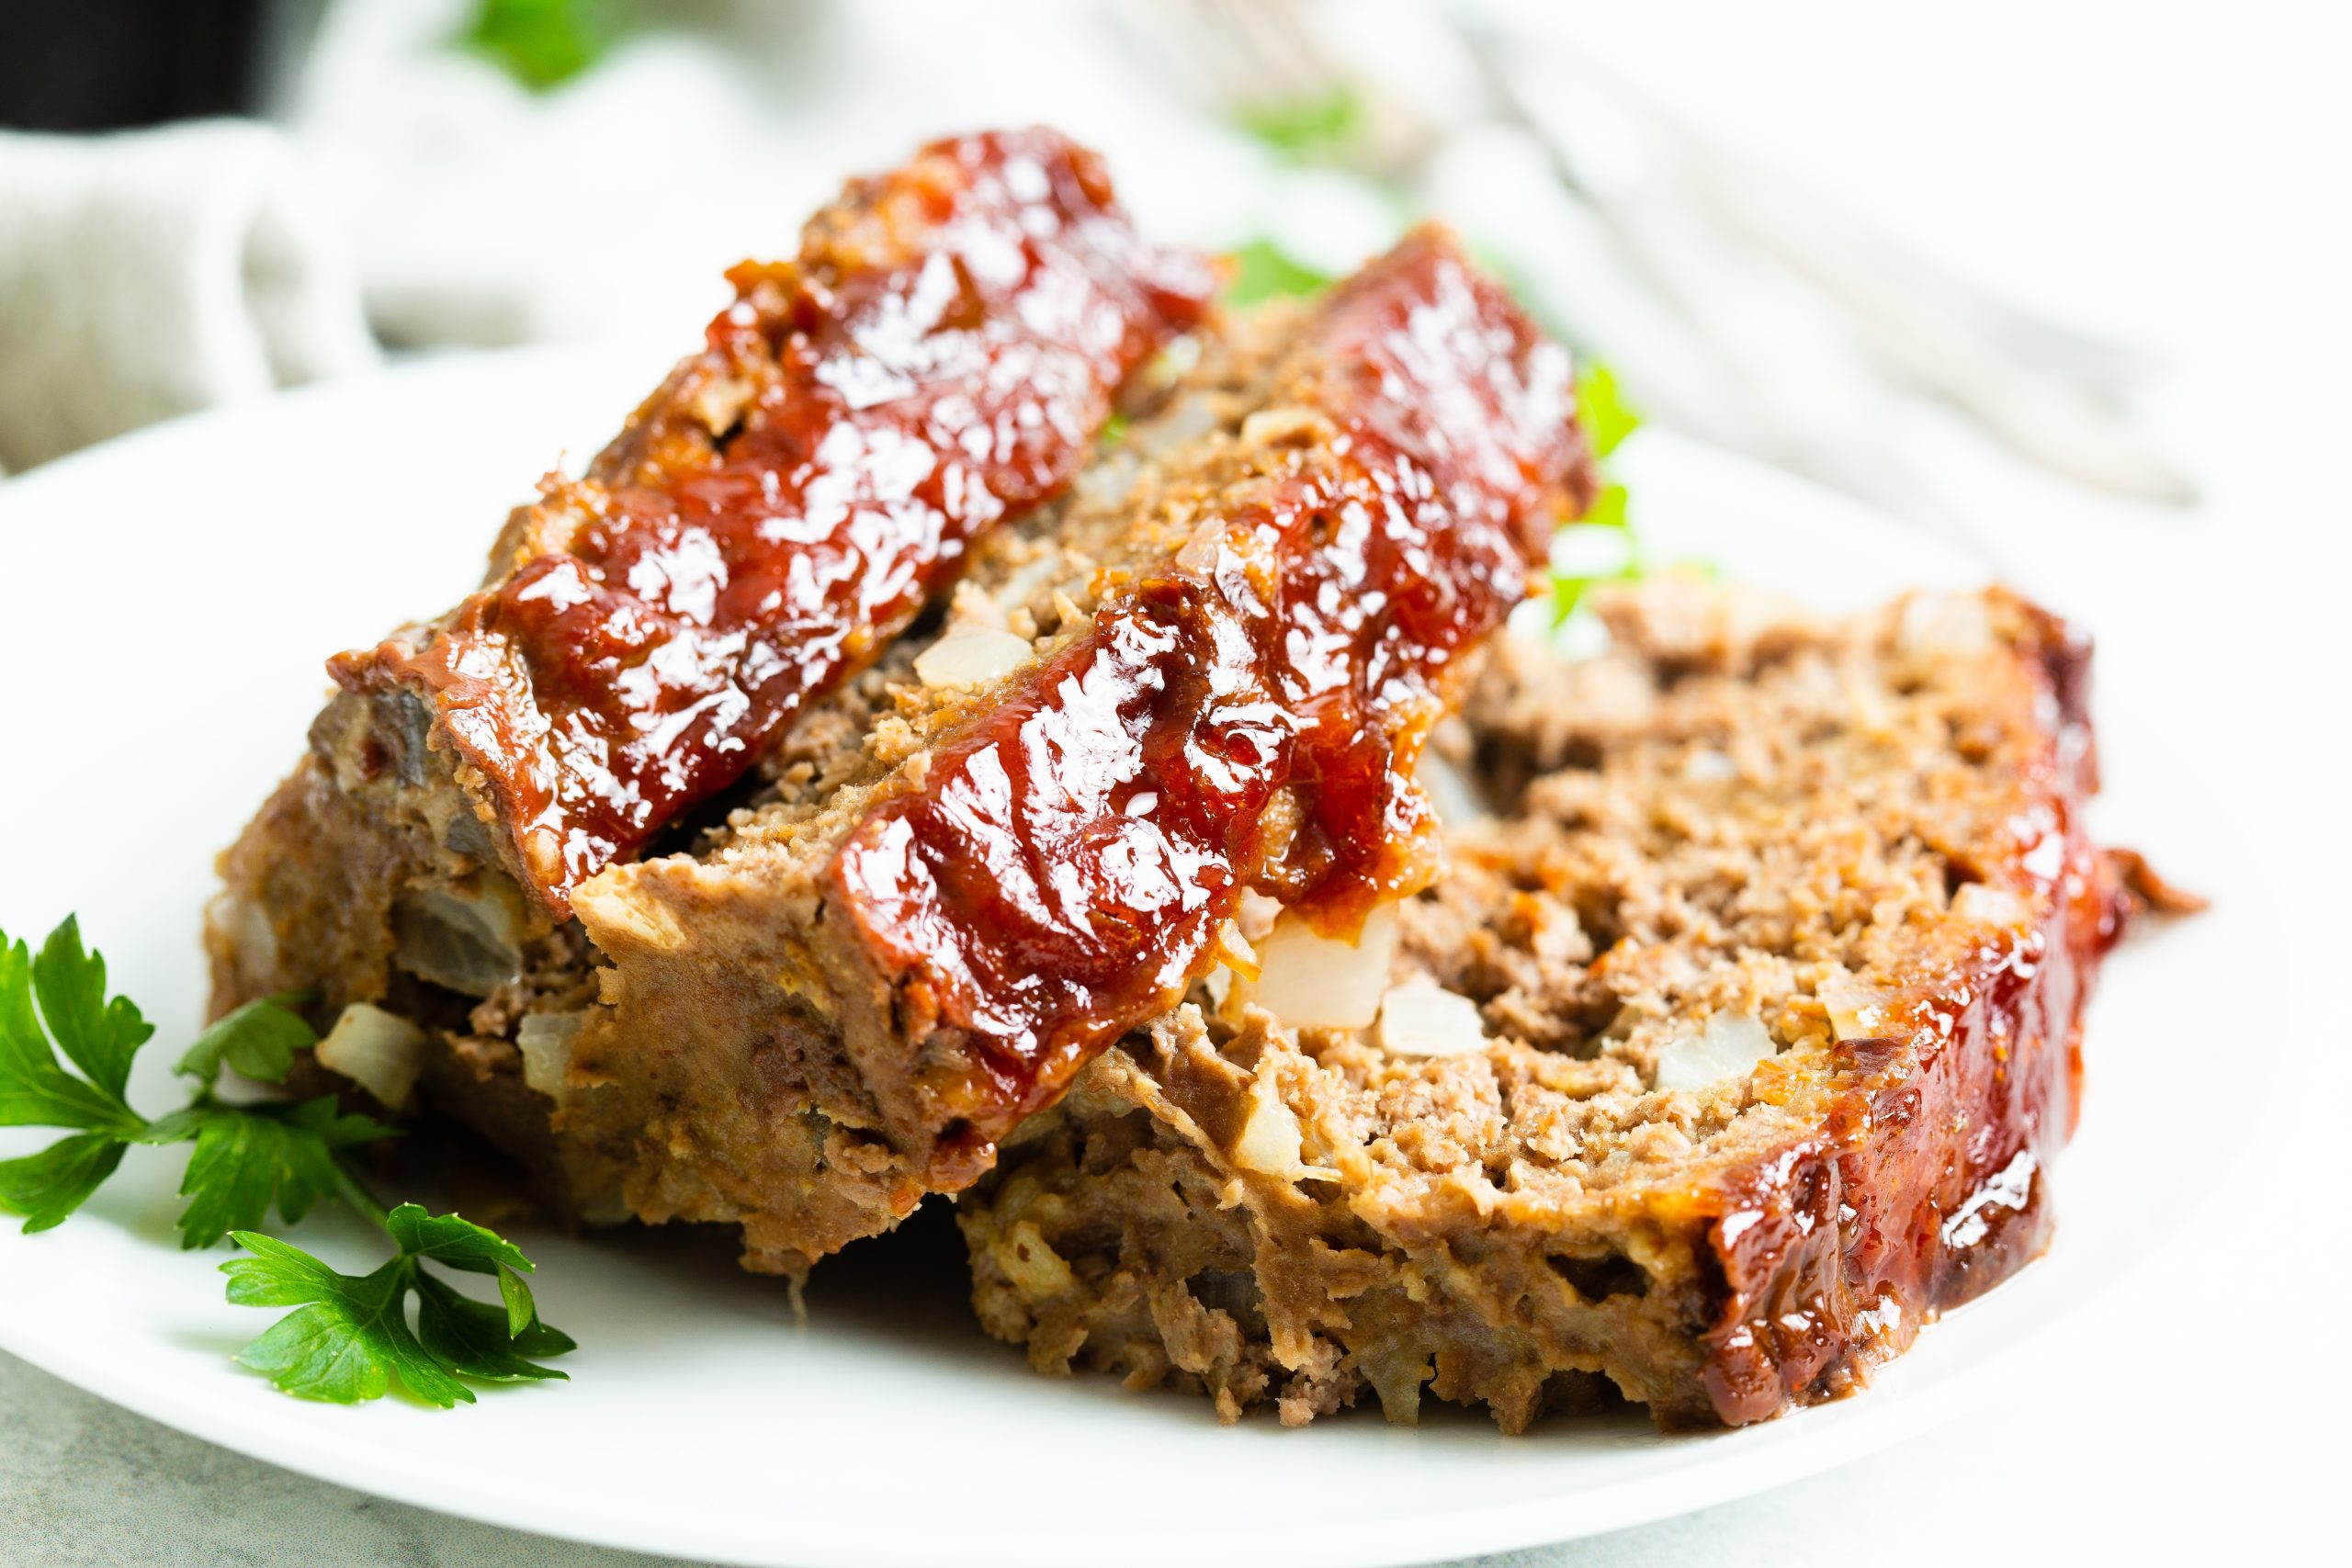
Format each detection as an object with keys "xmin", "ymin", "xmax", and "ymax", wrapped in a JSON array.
[{"xmin": 329, "ymin": 1155, "xmax": 392, "ymax": 1232}]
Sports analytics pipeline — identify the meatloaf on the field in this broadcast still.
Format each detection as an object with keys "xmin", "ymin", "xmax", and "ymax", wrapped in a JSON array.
[
  {"xmin": 535, "ymin": 226, "xmax": 1590, "ymax": 1272},
  {"xmin": 959, "ymin": 577, "xmax": 2138, "ymax": 1430},
  {"xmin": 210, "ymin": 221, "xmax": 1599, "ymax": 1277},
  {"xmin": 363, "ymin": 128, "xmax": 1216, "ymax": 917},
  {"xmin": 207, "ymin": 125, "xmax": 1205, "ymax": 1229}
]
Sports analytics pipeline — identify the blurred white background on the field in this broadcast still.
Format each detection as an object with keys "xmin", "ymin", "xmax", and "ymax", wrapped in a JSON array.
[{"xmin": 1, "ymin": 1, "xmax": 2344, "ymax": 1562}]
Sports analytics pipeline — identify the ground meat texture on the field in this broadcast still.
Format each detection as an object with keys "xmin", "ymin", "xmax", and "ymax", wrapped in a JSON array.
[{"xmin": 959, "ymin": 579, "xmax": 2143, "ymax": 1431}]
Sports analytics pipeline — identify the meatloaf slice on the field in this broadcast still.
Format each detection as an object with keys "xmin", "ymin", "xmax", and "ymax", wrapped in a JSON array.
[
  {"xmin": 209, "ymin": 272, "xmax": 1296, "ymax": 1218},
  {"xmin": 219, "ymin": 127, "xmax": 1210, "ymax": 1055},
  {"xmin": 208, "ymin": 126, "xmax": 1208, "ymax": 1100},
  {"xmin": 522, "ymin": 226, "xmax": 1597, "ymax": 1273},
  {"xmin": 384, "ymin": 288, "xmax": 1340, "ymax": 1236},
  {"xmin": 958, "ymin": 578, "xmax": 2136, "ymax": 1430}
]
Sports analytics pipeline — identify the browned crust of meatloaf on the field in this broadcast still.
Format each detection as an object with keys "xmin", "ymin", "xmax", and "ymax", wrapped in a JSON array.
[{"xmin": 957, "ymin": 578, "xmax": 2127, "ymax": 1430}]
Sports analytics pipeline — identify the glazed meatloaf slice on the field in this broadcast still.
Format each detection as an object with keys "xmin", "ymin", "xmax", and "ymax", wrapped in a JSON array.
[
  {"xmin": 208, "ymin": 127, "xmax": 1211, "ymax": 1030},
  {"xmin": 333, "ymin": 127, "xmax": 1213, "ymax": 918},
  {"xmin": 209, "ymin": 129, "xmax": 1212, "ymax": 1111},
  {"xmin": 485, "ymin": 227, "xmax": 1596, "ymax": 1273},
  {"xmin": 209, "ymin": 271, "xmax": 1279, "ymax": 1196},
  {"xmin": 958, "ymin": 577, "xmax": 2135, "ymax": 1431}
]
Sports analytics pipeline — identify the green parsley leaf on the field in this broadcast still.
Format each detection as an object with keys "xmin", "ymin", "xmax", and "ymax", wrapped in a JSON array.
[
  {"xmin": 384, "ymin": 1201, "xmax": 535, "ymax": 1274},
  {"xmin": 176, "ymin": 993, "xmax": 316, "ymax": 1087},
  {"xmin": 145, "ymin": 1098, "xmax": 395, "ymax": 1250},
  {"xmin": 223, "ymin": 1236, "xmax": 473, "ymax": 1407},
  {"xmin": 462, "ymin": 0, "xmax": 616, "ymax": 93},
  {"xmin": 1100, "ymin": 412, "xmax": 1131, "ymax": 447},
  {"xmin": 0, "ymin": 1133, "xmax": 128, "ymax": 1234},
  {"xmin": 1576, "ymin": 361, "xmax": 1642, "ymax": 459},
  {"xmin": 1549, "ymin": 510, "xmax": 1645, "ymax": 626},
  {"xmin": 1550, "ymin": 361, "xmax": 1649, "ymax": 629},
  {"xmin": 387, "ymin": 1202, "xmax": 542, "ymax": 1333},
  {"xmin": 413, "ymin": 1271, "xmax": 573, "ymax": 1382},
  {"xmin": 30, "ymin": 917, "xmax": 151, "ymax": 1101},
  {"xmin": 1581, "ymin": 482, "xmax": 1630, "ymax": 532},
  {"xmin": 0, "ymin": 924, "xmax": 146, "ymax": 1139},
  {"xmin": 222, "ymin": 1213, "xmax": 573, "ymax": 1405},
  {"xmin": 1226, "ymin": 240, "xmax": 1332, "ymax": 307},
  {"xmin": 173, "ymin": 1111, "xmax": 299, "ymax": 1248},
  {"xmin": 1236, "ymin": 86, "xmax": 1363, "ymax": 161},
  {"xmin": 1550, "ymin": 563, "xmax": 1645, "ymax": 625},
  {"xmin": 3, "ymin": 910, "xmax": 576, "ymax": 1408}
]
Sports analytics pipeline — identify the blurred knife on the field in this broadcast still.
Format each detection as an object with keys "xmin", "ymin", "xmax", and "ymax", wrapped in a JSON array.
[{"xmin": 1445, "ymin": 3, "xmax": 2199, "ymax": 506}]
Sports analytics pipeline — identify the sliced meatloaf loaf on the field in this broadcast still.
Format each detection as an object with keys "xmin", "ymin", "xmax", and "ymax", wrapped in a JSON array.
[
  {"xmin": 210, "ymin": 224, "xmax": 1599, "ymax": 1279},
  {"xmin": 959, "ymin": 577, "xmax": 2139, "ymax": 1430}
]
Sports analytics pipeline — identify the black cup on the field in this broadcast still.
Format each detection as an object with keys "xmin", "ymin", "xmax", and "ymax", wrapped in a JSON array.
[{"xmin": 0, "ymin": 0, "xmax": 322, "ymax": 132}]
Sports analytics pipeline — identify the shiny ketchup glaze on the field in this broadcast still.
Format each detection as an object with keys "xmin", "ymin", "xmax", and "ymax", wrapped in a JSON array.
[
  {"xmin": 334, "ymin": 129, "xmax": 1213, "ymax": 915},
  {"xmin": 833, "ymin": 228, "xmax": 1595, "ymax": 1146},
  {"xmin": 1696, "ymin": 615, "xmax": 2119, "ymax": 1426}
]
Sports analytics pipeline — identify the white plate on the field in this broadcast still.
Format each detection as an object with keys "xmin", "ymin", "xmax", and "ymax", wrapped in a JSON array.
[{"xmin": 0, "ymin": 350, "xmax": 2262, "ymax": 1568}]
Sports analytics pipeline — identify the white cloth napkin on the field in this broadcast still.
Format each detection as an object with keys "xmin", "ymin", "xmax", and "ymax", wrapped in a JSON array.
[{"xmin": 0, "ymin": 121, "xmax": 379, "ymax": 475}]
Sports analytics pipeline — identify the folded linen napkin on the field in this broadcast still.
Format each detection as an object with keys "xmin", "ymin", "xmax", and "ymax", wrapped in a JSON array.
[{"xmin": 0, "ymin": 120, "xmax": 379, "ymax": 474}]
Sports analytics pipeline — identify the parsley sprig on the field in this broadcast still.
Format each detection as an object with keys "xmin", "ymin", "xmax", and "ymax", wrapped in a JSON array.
[
  {"xmin": 1236, "ymin": 85, "xmax": 1365, "ymax": 164},
  {"xmin": 1225, "ymin": 238, "xmax": 1333, "ymax": 307},
  {"xmin": 0, "ymin": 916, "xmax": 573, "ymax": 1406},
  {"xmin": 1576, "ymin": 359, "xmax": 1642, "ymax": 461},
  {"xmin": 1553, "ymin": 362, "xmax": 1649, "ymax": 624},
  {"xmin": 461, "ymin": 0, "xmax": 616, "ymax": 92},
  {"xmin": 225, "ymin": 1205, "xmax": 573, "ymax": 1405}
]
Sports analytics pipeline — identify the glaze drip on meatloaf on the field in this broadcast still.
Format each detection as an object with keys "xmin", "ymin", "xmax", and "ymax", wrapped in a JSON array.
[
  {"xmin": 959, "ymin": 578, "xmax": 2138, "ymax": 1431},
  {"xmin": 826, "ymin": 227, "xmax": 1591, "ymax": 1147},
  {"xmin": 330, "ymin": 127, "xmax": 1214, "ymax": 916}
]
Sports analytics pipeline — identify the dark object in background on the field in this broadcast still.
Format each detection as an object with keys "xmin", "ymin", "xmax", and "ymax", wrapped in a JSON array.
[{"xmin": 0, "ymin": 0, "xmax": 319, "ymax": 132}]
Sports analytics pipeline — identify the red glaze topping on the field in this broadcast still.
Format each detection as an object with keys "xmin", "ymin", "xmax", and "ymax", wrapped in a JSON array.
[
  {"xmin": 1696, "ymin": 614, "xmax": 2117, "ymax": 1426},
  {"xmin": 334, "ymin": 129, "xmax": 1214, "ymax": 915},
  {"xmin": 832, "ymin": 229, "xmax": 1594, "ymax": 1147}
]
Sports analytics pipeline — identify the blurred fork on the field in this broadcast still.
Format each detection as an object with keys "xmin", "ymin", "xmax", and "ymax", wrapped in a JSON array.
[
  {"xmin": 1121, "ymin": 0, "xmax": 2196, "ymax": 512},
  {"xmin": 1445, "ymin": 8, "xmax": 2197, "ymax": 506},
  {"xmin": 1114, "ymin": 0, "xmax": 1437, "ymax": 179}
]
